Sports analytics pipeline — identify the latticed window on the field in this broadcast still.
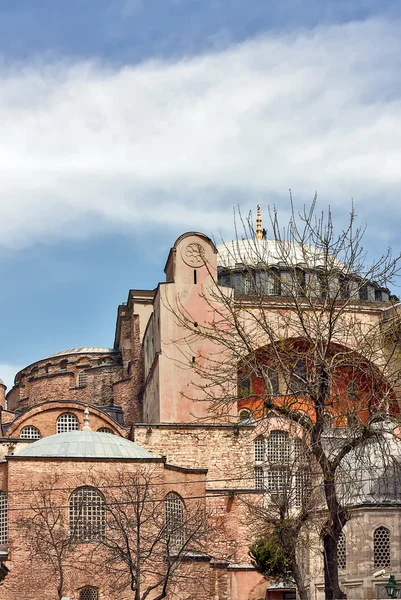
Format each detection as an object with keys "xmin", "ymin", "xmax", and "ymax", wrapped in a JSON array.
[
  {"xmin": 265, "ymin": 469, "xmax": 291, "ymax": 495},
  {"xmin": 79, "ymin": 588, "xmax": 99, "ymax": 600},
  {"xmin": 266, "ymin": 431, "xmax": 290, "ymax": 464},
  {"xmin": 0, "ymin": 492, "xmax": 8, "ymax": 546},
  {"xmin": 57, "ymin": 413, "xmax": 79, "ymax": 433},
  {"xmin": 374, "ymin": 526, "xmax": 390, "ymax": 568},
  {"xmin": 97, "ymin": 428, "xmax": 114, "ymax": 434},
  {"xmin": 254, "ymin": 466, "xmax": 264, "ymax": 490},
  {"xmin": 69, "ymin": 487, "xmax": 105, "ymax": 542},
  {"xmin": 164, "ymin": 493, "xmax": 185, "ymax": 549},
  {"xmin": 254, "ymin": 437, "xmax": 265, "ymax": 463},
  {"xmin": 255, "ymin": 433, "xmax": 306, "ymax": 507},
  {"xmin": 78, "ymin": 371, "xmax": 87, "ymax": 387},
  {"xmin": 20, "ymin": 425, "xmax": 41, "ymax": 440},
  {"xmin": 338, "ymin": 532, "xmax": 346, "ymax": 570}
]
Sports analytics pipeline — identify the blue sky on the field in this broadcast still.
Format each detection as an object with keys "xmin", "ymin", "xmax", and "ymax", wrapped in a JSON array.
[{"xmin": 1, "ymin": 0, "xmax": 401, "ymax": 389}]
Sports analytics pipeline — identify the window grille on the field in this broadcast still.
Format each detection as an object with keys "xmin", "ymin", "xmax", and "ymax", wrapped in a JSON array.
[
  {"xmin": 294, "ymin": 471, "xmax": 309, "ymax": 508},
  {"xmin": 78, "ymin": 371, "xmax": 87, "ymax": 388},
  {"xmin": 20, "ymin": 426, "xmax": 41, "ymax": 440},
  {"xmin": 57, "ymin": 413, "xmax": 79, "ymax": 433},
  {"xmin": 0, "ymin": 492, "xmax": 8, "ymax": 546},
  {"xmin": 265, "ymin": 469, "xmax": 290, "ymax": 495},
  {"xmin": 79, "ymin": 588, "xmax": 99, "ymax": 600},
  {"xmin": 338, "ymin": 532, "xmax": 346, "ymax": 570},
  {"xmin": 97, "ymin": 428, "xmax": 114, "ymax": 434},
  {"xmin": 374, "ymin": 526, "xmax": 390, "ymax": 568},
  {"xmin": 69, "ymin": 487, "xmax": 105, "ymax": 542},
  {"xmin": 266, "ymin": 431, "xmax": 290, "ymax": 464},
  {"xmin": 254, "ymin": 437, "xmax": 265, "ymax": 463},
  {"xmin": 164, "ymin": 493, "xmax": 184, "ymax": 549},
  {"xmin": 254, "ymin": 466, "xmax": 264, "ymax": 490}
]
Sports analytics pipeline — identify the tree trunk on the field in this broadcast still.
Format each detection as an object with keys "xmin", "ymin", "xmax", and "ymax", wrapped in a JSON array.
[
  {"xmin": 289, "ymin": 550, "xmax": 309, "ymax": 600},
  {"xmin": 322, "ymin": 532, "xmax": 347, "ymax": 600}
]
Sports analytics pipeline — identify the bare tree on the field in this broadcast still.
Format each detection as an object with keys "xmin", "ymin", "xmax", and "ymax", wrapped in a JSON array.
[
  {"xmin": 91, "ymin": 467, "xmax": 210, "ymax": 600},
  {"xmin": 165, "ymin": 198, "xmax": 401, "ymax": 599},
  {"xmin": 17, "ymin": 475, "xmax": 78, "ymax": 600},
  {"xmin": 245, "ymin": 432, "xmax": 319, "ymax": 600}
]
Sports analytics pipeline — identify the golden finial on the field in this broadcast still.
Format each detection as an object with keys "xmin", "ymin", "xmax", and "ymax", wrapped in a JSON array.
[{"xmin": 256, "ymin": 205, "xmax": 262, "ymax": 240}]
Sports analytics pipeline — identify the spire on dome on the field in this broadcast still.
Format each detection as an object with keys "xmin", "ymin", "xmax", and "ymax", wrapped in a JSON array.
[
  {"xmin": 82, "ymin": 406, "xmax": 92, "ymax": 431},
  {"xmin": 255, "ymin": 205, "xmax": 263, "ymax": 240}
]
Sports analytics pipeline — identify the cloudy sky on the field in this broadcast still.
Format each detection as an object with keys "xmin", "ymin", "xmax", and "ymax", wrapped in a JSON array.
[{"xmin": 1, "ymin": 0, "xmax": 401, "ymax": 389}]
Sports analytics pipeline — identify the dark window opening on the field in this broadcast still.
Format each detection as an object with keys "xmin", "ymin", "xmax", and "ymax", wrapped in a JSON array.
[
  {"xmin": 193, "ymin": 269, "xmax": 197, "ymax": 284},
  {"xmin": 289, "ymin": 360, "xmax": 308, "ymax": 396},
  {"xmin": 339, "ymin": 276, "xmax": 349, "ymax": 299},
  {"xmin": 359, "ymin": 285, "xmax": 368, "ymax": 301},
  {"xmin": 375, "ymin": 289, "xmax": 383, "ymax": 302},
  {"xmin": 238, "ymin": 378, "xmax": 251, "ymax": 398}
]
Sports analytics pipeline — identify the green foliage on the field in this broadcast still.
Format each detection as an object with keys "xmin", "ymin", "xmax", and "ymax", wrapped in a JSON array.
[{"xmin": 248, "ymin": 535, "xmax": 292, "ymax": 581}]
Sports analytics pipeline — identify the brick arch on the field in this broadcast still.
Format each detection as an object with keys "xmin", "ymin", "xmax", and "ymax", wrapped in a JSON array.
[{"xmin": 6, "ymin": 400, "xmax": 126, "ymax": 439}]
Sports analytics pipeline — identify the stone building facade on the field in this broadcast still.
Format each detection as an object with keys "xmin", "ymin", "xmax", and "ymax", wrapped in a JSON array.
[{"xmin": 0, "ymin": 214, "xmax": 401, "ymax": 600}]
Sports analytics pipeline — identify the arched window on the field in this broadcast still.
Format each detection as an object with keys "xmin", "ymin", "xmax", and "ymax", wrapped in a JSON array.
[
  {"xmin": 69, "ymin": 487, "xmax": 105, "ymax": 542},
  {"xmin": 20, "ymin": 426, "xmax": 41, "ymax": 440},
  {"xmin": 374, "ymin": 526, "xmax": 390, "ymax": 568},
  {"xmin": 255, "ymin": 432, "xmax": 306, "ymax": 507},
  {"xmin": 0, "ymin": 492, "xmax": 8, "ymax": 546},
  {"xmin": 59, "ymin": 359, "xmax": 68, "ymax": 371},
  {"xmin": 338, "ymin": 532, "xmax": 346, "ymax": 570},
  {"xmin": 164, "ymin": 493, "xmax": 184, "ymax": 549},
  {"xmin": 97, "ymin": 428, "xmax": 114, "ymax": 434},
  {"xmin": 238, "ymin": 409, "xmax": 252, "ymax": 423},
  {"xmin": 57, "ymin": 413, "xmax": 79, "ymax": 433},
  {"xmin": 79, "ymin": 587, "xmax": 99, "ymax": 600},
  {"xmin": 266, "ymin": 430, "xmax": 290, "ymax": 464},
  {"xmin": 78, "ymin": 371, "xmax": 87, "ymax": 388}
]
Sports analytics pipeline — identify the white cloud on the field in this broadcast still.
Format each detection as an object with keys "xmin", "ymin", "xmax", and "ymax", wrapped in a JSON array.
[
  {"xmin": 0, "ymin": 363, "xmax": 20, "ymax": 392},
  {"xmin": 0, "ymin": 18, "xmax": 400, "ymax": 249}
]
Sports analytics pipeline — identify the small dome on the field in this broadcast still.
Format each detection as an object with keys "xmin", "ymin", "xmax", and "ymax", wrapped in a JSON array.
[
  {"xmin": 16, "ymin": 430, "xmax": 154, "ymax": 460},
  {"xmin": 46, "ymin": 347, "xmax": 120, "ymax": 359},
  {"xmin": 217, "ymin": 239, "xmax": 332, "ymax": 269}
]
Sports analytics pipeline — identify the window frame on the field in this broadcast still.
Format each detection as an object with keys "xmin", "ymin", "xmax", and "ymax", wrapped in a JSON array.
[{"xmin": 69, "ymin": 486, "xmax": 106, "ymax": 543}]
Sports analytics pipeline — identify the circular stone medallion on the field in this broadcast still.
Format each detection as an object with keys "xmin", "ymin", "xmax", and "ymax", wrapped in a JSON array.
[{"xmin": 182, "ymin": 242, "xmax": 205, "ymax": 267}]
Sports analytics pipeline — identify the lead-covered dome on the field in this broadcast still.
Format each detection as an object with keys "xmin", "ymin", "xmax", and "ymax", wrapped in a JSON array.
[
  {"xmin": 217, "ymin": 238, "xmax": 329, "ymax": 270},
  {"xmin": 16, "ymin": 430, "xmax": 154, "ymax": 460}
]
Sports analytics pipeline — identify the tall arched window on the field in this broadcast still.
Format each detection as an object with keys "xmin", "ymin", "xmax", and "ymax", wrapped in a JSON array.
[
  {"xmin": 57, "ymin": 413, "xmax": 79, "ymax": 433},
  {"xmin": 0, "ymin": 492, "xmax": 8, "ymax": 546},
  {"xmin": 164, "ymin": 493, "xmax": 185, "ymax": 549},
  {"xmin": 69, "ymin": 487, "xmax": 105, "ymax": 542},
  {"xmin": 254, "ymin": 432, "xmax": 306, "ymax": 507},
  {"xmin": 374, "ymin": 526, "xmax": 390, "ymax": 568},
  {"xmin": 78, "ymin": 371, "xmax": 87, "ymax": 388},
  {"xmin": 20, "ymin": 425, "xmax": 41, "ymax": 440},
  {"xmin": 79, "ymin": 587, "xmax": 99, "ymax": 600}
]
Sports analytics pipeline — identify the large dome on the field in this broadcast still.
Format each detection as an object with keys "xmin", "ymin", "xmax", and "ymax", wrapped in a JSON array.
[
  {"xmin": 217, "ymin": 238, "xmax": 329, "ymax": 269},
  {"xmin": 15, "ymin": 430, "xmax": 154, "ymax": 460},
  {"xmin": 46, "ymin": 347, "xmax": 119, "ymax": 358}
]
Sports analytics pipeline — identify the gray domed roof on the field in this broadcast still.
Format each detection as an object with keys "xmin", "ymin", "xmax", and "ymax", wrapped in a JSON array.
[
  {"xmin": 47, "ymin": 347, "xmax": 119, "ymax": 358},
  {"xmin": 16, "ymin": 430, "xmax": 154, "ymax": 460},
  {"xmin": 217, "ymin": 239, "xmax": 336, "ymax": 269},
  {"xmin": 0, "ymin": 378, "xmax": 5, "ymax": 387}
]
